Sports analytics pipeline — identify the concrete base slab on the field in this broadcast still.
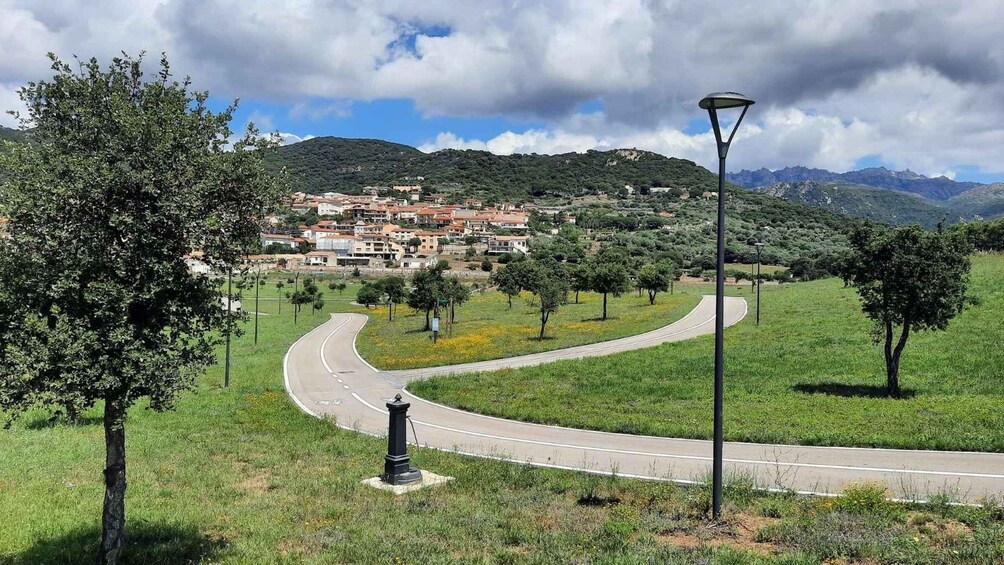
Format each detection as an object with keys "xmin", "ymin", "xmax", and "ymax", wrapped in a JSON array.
[{"xmin": 361, "ymin": 470, "xmax": 454, "ymax": 495}]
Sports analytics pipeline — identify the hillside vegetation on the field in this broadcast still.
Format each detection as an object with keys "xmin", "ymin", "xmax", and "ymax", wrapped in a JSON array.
[
  {"xmin": 269, "ymin": 137, "xmax": 722, "ymax": 200},
  {"xmin": 757, "ymin": 180, "xmax": 951, "ymax": 228}
]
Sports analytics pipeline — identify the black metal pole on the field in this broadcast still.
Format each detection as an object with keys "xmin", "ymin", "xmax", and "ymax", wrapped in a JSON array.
[
  {"xmin": 712, "ymin": 152, "xmax": 726, "ymax": 521},
  {"xmin": 756, "ymin": 247, "xmax": 762, "ymax": 325},
  {"xmin": 700, "ymin": 92, "xmax": 753, "ymax": 523},
  {"xmin": 225, "ymin": 269, "xmax": 232, "ymax": 388}
]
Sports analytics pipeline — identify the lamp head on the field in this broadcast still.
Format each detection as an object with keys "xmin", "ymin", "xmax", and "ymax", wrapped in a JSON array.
[{"xmin": 699, "ymin": 92, "xmax": 755, "ymax": 110}]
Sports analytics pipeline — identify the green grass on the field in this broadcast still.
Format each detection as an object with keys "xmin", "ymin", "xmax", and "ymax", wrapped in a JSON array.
[
  {"xmin": 2, "ymin": 277, "xmax": 1003, "ymax": 563},
  {"xmin": 349, "ymin": 287, "xmax": 702, "ymax": 370},
  {"xmin": 411, "ymin": 254, "xmax": 1004, "ymax": 452}
]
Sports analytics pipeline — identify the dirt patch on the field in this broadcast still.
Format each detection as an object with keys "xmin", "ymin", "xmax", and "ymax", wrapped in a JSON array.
[
  {"xmin": 240, "ymin": 470, "xmax": 271, "ymax": 494},
  {"xmin": 657, "ymin": 514, "xmax": 779, "ymax": 555}
]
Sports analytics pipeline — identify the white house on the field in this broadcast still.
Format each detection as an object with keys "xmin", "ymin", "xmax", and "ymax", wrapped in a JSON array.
[{"xmin": 487, "ymin": 235, "xmax": 529, "ymax": 255}]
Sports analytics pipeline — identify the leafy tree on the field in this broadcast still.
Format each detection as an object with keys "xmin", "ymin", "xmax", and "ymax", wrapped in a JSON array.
[
  {"xmin": 0, "ymin": 54, "xmax": 282, "ymax": 564},
  {"xmin": 275, "ymin": 280, "xmax": 285, "ymax": 314},
  {"xmin": 490, "ymin": 262, "xmax": 525, "ymax": 309},
  {"xmin": 568, "ymin": 263, "xmax": 592, "ymax": 304},
  {"xmin": 589, "ymin": 260, "xmax": 631, "ymax": 320},
  {"xmin": 375, "ymin": 276, "xmax": 407, "ymax": 321},
  {"xmin": 523, "ymin": 260, "xmax": 569, "ymax": 340},
  {"xmin": 481, "ymin": 259, "xmax": 493, "ymax": 272},
  {"xmin": 407, "ymin": 262, "xmax": 448, "ymax": 330},
  {"xmin": 356, "ymin": 283, "xmax": 382, "ymax": 309},
  {"xmin": 845, "ymin": 225, "xmax": 973, "ymax": 397},
  {"xmin": 312, "ymin": 296, "xmax": 325, "ymax": 315},
  {"xmin": 407, "ymin": 236, "xmax": 423, "ymax": 251},
  {"xmin": 443, "ymin": 275, "xmax": 471, "ymax": 323},
  {"xmin": 637, "ymin": 263, "xmax": 671, "ymax": 305}
]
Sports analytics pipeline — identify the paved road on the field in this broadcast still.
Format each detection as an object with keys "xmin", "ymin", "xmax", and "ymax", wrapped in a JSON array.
[{"xmin": 283, "ymin": 295, "xmax": 1004, "ymax": 502}]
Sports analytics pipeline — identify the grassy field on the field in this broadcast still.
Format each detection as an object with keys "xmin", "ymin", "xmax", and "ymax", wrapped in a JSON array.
[
  {"xmin": 350, "ymin": 287, "xmax": 702, "ymax": 370},
  {"xmin": 2, "ymin": 282, "xmax": 1003, "ymax": 564},
  {"xmin": 725, "ymin": 262, "xmax": 784, "ymax": 275},
  {"xmin": 411, "ymin": 254, "xmax": 1004, "ymax": 452}
]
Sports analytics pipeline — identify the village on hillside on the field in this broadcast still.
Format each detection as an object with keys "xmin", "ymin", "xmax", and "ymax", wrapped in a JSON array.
[{"xmin": 196, "ymin": 184, "xmax": 577, "ymax": 274}]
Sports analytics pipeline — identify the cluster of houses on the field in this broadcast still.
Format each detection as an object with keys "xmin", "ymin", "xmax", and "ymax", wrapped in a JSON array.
[{"xmin": 258, "ymin": 189, "xmax": 534, "ymax": 269}]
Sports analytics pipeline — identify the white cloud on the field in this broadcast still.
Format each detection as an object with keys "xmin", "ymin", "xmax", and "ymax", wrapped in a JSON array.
[{"xmin": 2, "ymin": 1, "xmax": 1004, "ymax": 175}]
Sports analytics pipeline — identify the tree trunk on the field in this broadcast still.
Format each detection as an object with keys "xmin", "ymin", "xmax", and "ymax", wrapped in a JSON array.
[
  {"xmin": 424, "ymin": 308, "xmax": 430, "ymax": 331},
  {"xmin": 575, "ymin": 290, "xmax": 579, "ymax": 304},
  {"xmin": 884, "ymin": 320, "xmax": 911, "ymax": 397},
  {"xmin": 388, "ymin": 302, "xmax": 393, "ymax": 321},
  {"xmin": 99, "ymin": 400, "xmax": 127, "ymax": 565},
  {"xmin": 539, "ymin": 311, "xmax": 549, "ymax": 340},
  {"xmin": 602, "ymin": 293, "xmax": 608, "ymax": 320},
  {"xmin": 647, "ymin": 290, "xmax": 656, "ymax": 305},
  {"xmin": 450, "ymin": 303, "xmax": 456, "ymax": 324},
  {"xmin": 507, "ymin": 294, "xmax": 512, "ymax": 309}
]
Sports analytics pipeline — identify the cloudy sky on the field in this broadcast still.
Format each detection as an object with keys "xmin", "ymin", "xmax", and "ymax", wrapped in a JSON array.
[{"xmin": 2, "ymin": 0, "xmax": 1003, "ymax": 181}]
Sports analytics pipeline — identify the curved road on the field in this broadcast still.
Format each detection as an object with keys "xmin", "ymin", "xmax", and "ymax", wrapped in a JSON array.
[{"xmin": 284, "ymin": 295, "xmax": 1004, "ymax": 502}]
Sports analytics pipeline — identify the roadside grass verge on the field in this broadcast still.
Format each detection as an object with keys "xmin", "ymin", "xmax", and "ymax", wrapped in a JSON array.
[
  {"xmin": 1, "ymin": 289, "xmax": 1003, "ymax": 563},
  {"xmin": 411, "ymin": 254, "xmax": 1004, "ymax": 451},
  {"xmin": 350, "ymin": 286, "xmax": 702, "ymax": 370}
]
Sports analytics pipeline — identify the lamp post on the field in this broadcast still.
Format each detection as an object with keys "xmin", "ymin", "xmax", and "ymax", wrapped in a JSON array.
[
  {"xmin": 225, "ymin": 267, "xmax": 232, "ymax": 388},
  {"xmin": 254, "ymin": 262, "xmax": 261, "ymax": 345},
  {"xmin": 700, "ymin": 91, "xmax": 754, "ymax": 521},
  {"xmin": 753, "ymin": 242, "xmax": 764, "ymax": 325}
]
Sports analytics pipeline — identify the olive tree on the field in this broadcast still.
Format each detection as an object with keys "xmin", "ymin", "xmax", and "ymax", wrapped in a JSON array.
[
  {"xmin": 637, "ymin": 263, "xmax": 671, "ymax": 305},
  {"xmin": 589, "ymin": 259, "xmax": 631, "ymax": 320},
  {"xmin": 375, "ymin": 275, "xmax": 407, "ymax": 321},
  {"xmin": 845, "ymin": 225, "xmax": 973, "ymax": 397},
  {"xmin": 0, "ymin": 54, "xmax": 283, "ymax": 564},
  {"xmin": 523, "ymin": 260, "xmax": 569, "ymax": 340}
]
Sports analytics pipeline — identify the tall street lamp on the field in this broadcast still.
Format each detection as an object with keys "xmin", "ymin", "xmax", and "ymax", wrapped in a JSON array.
[
  {"xmin": 753, "ymin": 242, "xmax": 765, "ymax": 325},
  {"xmin": 225, "ymin": 267, "xmax": 233, "ymax": 388},
  {"xmin": 699, "ymin": 91, "xmax": 755, "ymax": 521}
]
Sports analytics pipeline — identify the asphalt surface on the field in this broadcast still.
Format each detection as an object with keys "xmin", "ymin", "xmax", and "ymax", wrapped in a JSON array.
[{"xmin": 283, "ymin": 295, "xmax": 1004, "ymax": 502}]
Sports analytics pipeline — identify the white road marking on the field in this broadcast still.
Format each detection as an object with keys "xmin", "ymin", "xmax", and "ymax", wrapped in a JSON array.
[
  {"xmin": 348, "ymin": 391, "xmax": 1004, "ymax": 480},
  {"xmin": 319, "ymin": 315, "xmax": 353, "ymax": 373}
]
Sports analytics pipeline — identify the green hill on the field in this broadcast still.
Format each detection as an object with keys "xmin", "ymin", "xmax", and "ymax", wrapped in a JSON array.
[
  {"xmin": 757, "ymin": 180, "xmax": 953, "ymax": 228},
  {"xmin": 0, "ymin": 126, "xmax": 26, "ymax": 144},
  {"xmin": 267, "ymin": 137, "xmax": 860, "ymax": 264},
  {"xmin": 949, "ymin": 183, "xmax": 1004, "ymax": 218},
  {"xmin": 269, "ymin": 138, "xmax": 720, "ymax": 200}
]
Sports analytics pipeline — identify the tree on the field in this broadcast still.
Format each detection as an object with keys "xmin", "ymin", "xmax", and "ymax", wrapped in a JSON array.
[
  {"xmin": 443, "ymin": 275, "xmax": 471, "ymax": 323},
  {"xmin": 275, "ymin": 280, "xmax": 285, "ymax": 314},
  {"xmin": 845, "ymin": 225, "xmax": 973, "ymax": 397},
  {"xmin": 637, "ymin": 263, "xmax": 671, "ymax": 305},
  {"xmin": 407, "ymin": 236, "xmax": 422, "ymax": 252},
  {"xmin": 356, "ymin": 283, "xmax": 382, "ymax": 309},
  {"xmin": 407, "ymin": 262, "xmax": 448, "ymax": 330},
  {"xmin": 568, "ymin": 263, "xmax": 592, "ymax": 304},
  {"xmin": 589, "ymin": 260, "xmax": 631, "ymax": 320},
  {"xmin": 481, "ymin": 259, "xmax": 493, "ymax": 272},
  {"xmin": 490, "ymin": 262, "xmax": 525, "ymax": 309},
  {"xmin": 523, "ymin": 260, "xmax": 568, "ymax": 340},
  {"xmin": 312, "ymin": 296, "xmax": 325, "ymax": 315},
  {"xmin": 376, "ymin": 276, "xmax": 407, "ymax": 321},
  {"xmin": 0, "ymin": 54, "xmax": 283, "ymax": 564}
]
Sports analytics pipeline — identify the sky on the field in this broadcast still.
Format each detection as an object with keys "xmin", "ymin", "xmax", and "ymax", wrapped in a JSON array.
[{"xmin": 2, "ymin": 0, "xmax": 1004, "ymax": 182}]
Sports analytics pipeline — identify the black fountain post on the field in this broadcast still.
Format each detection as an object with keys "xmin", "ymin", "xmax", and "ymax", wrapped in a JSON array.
[{"xmin": 382, "ymin": 394, "xmax": 423, "ymax": 485}]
